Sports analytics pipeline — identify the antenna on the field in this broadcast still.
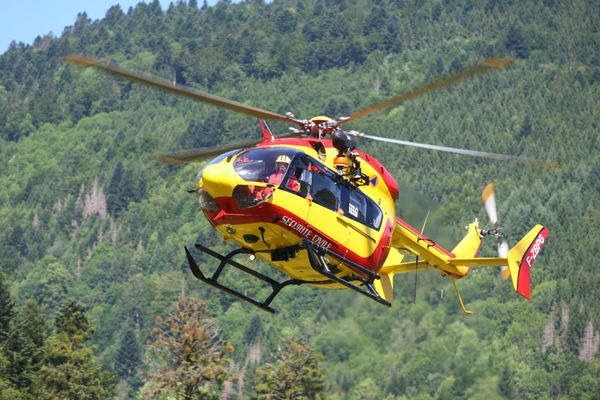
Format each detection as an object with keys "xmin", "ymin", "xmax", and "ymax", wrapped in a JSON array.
[
  {"xmin": 414, "ymin": 210, "xmax": 431, "ymax": 303},
  {"xmin": 420, "ymin": 210, "xmax": 430, "ymax": 234}
]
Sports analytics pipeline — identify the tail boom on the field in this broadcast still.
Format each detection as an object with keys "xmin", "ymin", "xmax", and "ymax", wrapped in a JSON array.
[{"xmin": 380, "ymin": 217, "xmax": 549, "ymax": 303}]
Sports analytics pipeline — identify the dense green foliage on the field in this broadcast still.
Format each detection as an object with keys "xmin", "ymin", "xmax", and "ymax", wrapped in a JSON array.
[
  {"xmin": 1, "ymin": 0, "xmax": 599, "ymax": 398},
  {"xmin": 0, "ymin": 287, "xmax": 116, "ymax": 400}
]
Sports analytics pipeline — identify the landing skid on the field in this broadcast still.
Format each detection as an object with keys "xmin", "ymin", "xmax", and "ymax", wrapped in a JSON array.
[
  {"xmin": 186, "ymin": 245, "xmax": 306, "ymax": 313},
  {"xmin": 185, "ymin": 242, "xmax": 391, "ymax": 313},
  {"xmin": 303, "ymin": 239, "xmax": 391, "ymax": 307}
]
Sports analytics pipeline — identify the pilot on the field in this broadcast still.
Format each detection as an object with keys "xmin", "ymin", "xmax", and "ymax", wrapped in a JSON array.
[
  {"xmin": 269, "ymin": 155, "xmax": 297, "ymax": 188},
  {"xmin": 254, "ymin": 154, "xmax": 299, "ymax": 200}
]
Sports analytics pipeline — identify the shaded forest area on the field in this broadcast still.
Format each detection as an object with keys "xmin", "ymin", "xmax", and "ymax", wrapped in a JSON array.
[{"xmin": 1, "ymin": 0, "xmax": 599, "ymax": 398}]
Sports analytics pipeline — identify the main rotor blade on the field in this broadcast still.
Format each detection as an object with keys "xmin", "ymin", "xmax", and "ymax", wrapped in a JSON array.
[
  {"xmin": 339, "ymin": 58, "xmax": 514, "ymax": 125},
  {"xmin": 156, "ymin": 132, "xmax": 302, "ymax": 164},
  {"xmin": 156, "ymin": 140, "xmax": 258, "ymax": 164},
  {"xmin": 63, "ymin": 55, "xmax": 302, "ymax": 125},
  {"xmin": 350, "ymin": 132, "xmax": 558, "ymax": 167}
]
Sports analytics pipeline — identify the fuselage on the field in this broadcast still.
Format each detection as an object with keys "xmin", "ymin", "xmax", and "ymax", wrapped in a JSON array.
[{"xmin": 196, "ymin": 138, "xmax": 399, "ymax": 287}]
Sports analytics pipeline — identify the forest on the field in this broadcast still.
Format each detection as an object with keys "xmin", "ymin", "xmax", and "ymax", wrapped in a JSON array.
[{"xmin": 0, "ymin": 0, "xmax": 599, "ymax": 398}]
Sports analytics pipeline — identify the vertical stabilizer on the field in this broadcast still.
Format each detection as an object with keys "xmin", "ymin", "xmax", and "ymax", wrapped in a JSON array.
[
  {"xmin": 451, "ymin": 220, "xmax": 483, "ymax": 275},
  {"xmin": 507, "ymin": 225, "xmax": 549, "ymax": 299}
]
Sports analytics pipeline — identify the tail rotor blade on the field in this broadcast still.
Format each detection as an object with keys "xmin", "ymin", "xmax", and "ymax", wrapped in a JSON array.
[
  {"xmin": 498, "ymin": 240, "xmax": 509, "ymax": 258},
  {"xmin": 482, "ymin": 183, "xmax": 511, "ymax": 280},
  {"xmin": 499, "ymin": 240, "xmax": 510, "ymax": 280},
  {"xmin": 482, "ymin": 183, "xmax": 498, "ymax": 225}
]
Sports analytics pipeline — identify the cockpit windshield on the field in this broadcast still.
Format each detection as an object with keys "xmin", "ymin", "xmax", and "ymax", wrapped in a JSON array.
[
  {"xmin": 233, "ymin": 148, "xmax": 298, "ymax": 183},
  {"xmin": 196, "ymin": 149, "xmax": 241, "ymax": 188}
]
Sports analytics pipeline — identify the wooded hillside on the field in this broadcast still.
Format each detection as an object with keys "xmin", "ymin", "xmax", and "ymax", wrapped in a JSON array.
[{"xmin": 1, "ymin": 0, "xmax": 599, "ymax": 398}]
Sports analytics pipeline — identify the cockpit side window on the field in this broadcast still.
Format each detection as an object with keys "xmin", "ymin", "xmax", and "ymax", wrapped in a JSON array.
[
  {"xmin": 344, "ymin": 186, "xmax": 383, "ymax": 230},
  {"xmin": 280, "ymin": 154, "xmax": 382, "ymax": 229},
  {"xmin": 281, "ymin": 156, "xmax": 312, "ymax": 196},
  {"xmin": 347, "ymin": 189, "xmax": 367, "ymax": 221},
  {"xmin": 283, "ymin": 156, "xmax": 341, "ymax": 210},
  {"xmin": 309, "ymin": 169, "xmax": 340, "ymax": 210},
  {"xmin": 280, "ymin": 156, "xmax": 340, "ymax": 209}
]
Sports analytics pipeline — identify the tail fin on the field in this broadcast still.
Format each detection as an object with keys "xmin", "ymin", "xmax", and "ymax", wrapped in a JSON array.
[
  {"xmin": 375, "ymin": 247, "xmax": 404, "ymax": 303},
  {"xmin": 450, "ymin": 220, "xmax": 483, "ymax": 276},
  {"xmin": 507, "ymin": 225, "xmax": 549, "ymax": 299}
]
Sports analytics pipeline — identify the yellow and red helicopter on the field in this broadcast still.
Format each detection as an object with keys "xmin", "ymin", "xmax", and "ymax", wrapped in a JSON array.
[{"xmin": 65, "ymin": 56, "xmax": 550, "ymax": 313}]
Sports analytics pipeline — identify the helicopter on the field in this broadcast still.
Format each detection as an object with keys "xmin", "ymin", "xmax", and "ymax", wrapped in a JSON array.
[{"xmin": 65, "ymin": 55, "xmax": 550, "ymax": 313}]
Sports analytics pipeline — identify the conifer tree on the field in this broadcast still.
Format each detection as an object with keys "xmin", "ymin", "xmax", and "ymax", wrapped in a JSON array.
[
  {"xmin": 0, "ymin": 274, "xmax": 23, "ymax": 400},
  {"xmin": 244, "ymin": 315, "xmax": 263, "ymax": 345},
  {"xmin": 107, "ymin": 161, "xmax": 126, "ymax": 216},
  {"xmin": 54, "ymin": 300, "xmax": 91, "ymax": 346},
  {"xmin": 0, "ymin": 272, "xmax": 14, "ymax": 343},
  {"xmin": 116, "ymin": 329, "xmax": 141, "ymax": 379},
  {"xmin": 38, "ymin": 300, "xmax": 116, "ymax": 400},
  {"xmin": 4, "ymin": 300, "xmax": 47, "ymax": 395},
  {"xmin": 505, "ymin": 23, "xmax": 528, "ymax": 58},
  {"xmin": 142, "ymin": 297, "xmax": 234, "ymax": 400},
  {"xmin": 0, "ymin": 351, "xmax": 24, "ymax": 400}
]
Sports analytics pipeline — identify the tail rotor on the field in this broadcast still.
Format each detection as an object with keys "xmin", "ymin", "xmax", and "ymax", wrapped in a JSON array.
[{"xmin": 481, "ymin": 183, "xmax": 510, "ymax": 280}]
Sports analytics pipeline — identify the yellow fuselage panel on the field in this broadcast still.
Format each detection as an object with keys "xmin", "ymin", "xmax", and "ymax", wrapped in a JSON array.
[{"xmin": 215, "ymin": 221, "xmax": 346, "ymax": 287}]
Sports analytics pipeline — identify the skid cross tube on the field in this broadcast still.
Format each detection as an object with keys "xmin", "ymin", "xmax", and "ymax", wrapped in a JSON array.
[
  {"xmin": 186, "ymin": 244, "xmax": 330, "ymax": 313},
  {"xmin": 302, "ymin": 240, "xmax": 391, "ymax": 307}
]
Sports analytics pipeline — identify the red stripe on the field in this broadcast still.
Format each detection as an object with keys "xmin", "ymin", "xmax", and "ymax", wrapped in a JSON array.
[
  {"xmin": 394, "ymin": 216, "xmax": 455, "ymax": 258},
  {"xmin": 517, "ymin": 227, "xmax": 549, "ymax": 299},
  {"xmin": 204, "ymin": 197, "xmax": 393, "ymax": 274}
]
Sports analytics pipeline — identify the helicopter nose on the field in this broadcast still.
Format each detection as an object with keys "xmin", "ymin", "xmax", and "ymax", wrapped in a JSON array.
[
  {"xmin": 197, "ymin": 163, "xmax": 234, "ymax": 199},
  {"xmin": 196, "ymin": 164, "xmax": 230, "ymax": 213},
  {"xmin": 198, "ymin": 164, "xmax": 220, "ymax": 190}
]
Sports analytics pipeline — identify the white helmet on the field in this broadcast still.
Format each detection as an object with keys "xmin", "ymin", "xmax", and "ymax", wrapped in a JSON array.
[{"xmin": 275, "ymin": 155, "xmax": 291, "ymax": 164}]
